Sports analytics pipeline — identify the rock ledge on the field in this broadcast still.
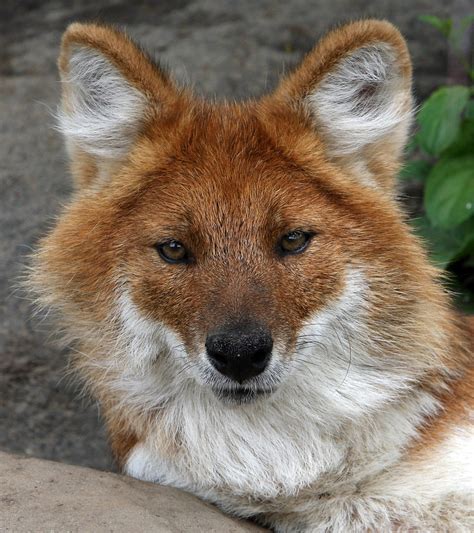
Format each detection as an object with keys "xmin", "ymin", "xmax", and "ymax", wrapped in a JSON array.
[{"xmin": 0, "ymin": 451, "xmax": 264, "ymax": 532}]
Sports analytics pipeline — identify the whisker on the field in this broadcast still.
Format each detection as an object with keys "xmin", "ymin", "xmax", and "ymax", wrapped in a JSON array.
[{"xmin": 332, "ymin": 319, "xmax": 353, "ymax": 389}]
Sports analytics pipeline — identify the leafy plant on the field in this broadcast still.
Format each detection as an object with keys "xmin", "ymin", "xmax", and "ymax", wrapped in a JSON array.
[{"xmin": 400, "ymin": 15, "xmax": 474, "ymax": 311}]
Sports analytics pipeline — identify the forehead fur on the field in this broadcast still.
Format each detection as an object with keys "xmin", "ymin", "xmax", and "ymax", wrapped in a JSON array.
[{"xmin": 108, "ymin": 99, "xmax": 369, "ymax": 219}]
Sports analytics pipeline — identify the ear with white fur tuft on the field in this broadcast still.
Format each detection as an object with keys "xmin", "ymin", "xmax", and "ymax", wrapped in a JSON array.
[
  {"xmin": 60, "ymin": 46, "xmax": 145, "ymax": 160},
  {"xmin": 274, "ymin": 20, "xmax": 413, "ymax": 190},
  {"xmin": 58, "ymin": 23, "xmax": 179, "ymax": 188}
]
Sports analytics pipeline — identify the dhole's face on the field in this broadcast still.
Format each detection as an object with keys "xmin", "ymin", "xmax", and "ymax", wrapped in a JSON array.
[
  {"xmin": 116, "ymin": 111, "xmax": 348, "ymax": 402},
  {"xmin": 34, "ymin": 21, "xmax": 423, "ymax": 407}
]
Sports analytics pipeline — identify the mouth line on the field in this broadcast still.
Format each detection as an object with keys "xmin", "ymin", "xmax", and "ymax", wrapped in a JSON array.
[{"xmin": 212, "ymin": 386, "xmax": 275, "ymax": 405}]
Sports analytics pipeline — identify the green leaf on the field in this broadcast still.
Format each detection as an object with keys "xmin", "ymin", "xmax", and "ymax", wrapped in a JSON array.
[
  {"xmin": 465, "ymin": 100, "xmax": 474, "ymax": 120},
  {"xmin": 404, "ymin": 134, "xmax": 419, "ymax": 155},
  {"xmin": 398, "ymin": 159, "xmax": 432, "ymax": 182},
  {"xmin": 453, "ymin": 218, "xmax": 474, "ymax": 256},
  {"xmin": 419, "ymin": 15, "xmax": 452, "ymax": 37},
  {"xmin": 411, "ymin": 216, "xmax": 474, "ymax": 268},
  {"xmin": 424, "ymin": 156, "xmax": 474, "ymax": 228},
  {"xmin": 417, "ymin": 86, "xmax": 470, "ymax": 156},
  {"xmin": 442, "ymin": 118, "xmax": 474, "ymax": 158}
]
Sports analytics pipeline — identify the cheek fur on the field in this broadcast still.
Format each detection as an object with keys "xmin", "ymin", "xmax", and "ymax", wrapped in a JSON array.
[{"xmin": 117, "ymin": 289, "xmax": 186, "ymax": 372}]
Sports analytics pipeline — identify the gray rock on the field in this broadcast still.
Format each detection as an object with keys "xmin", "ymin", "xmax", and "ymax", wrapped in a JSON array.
[{"xmin": 0, "ymin": 451, "xmax": 264, "ymax": 531}]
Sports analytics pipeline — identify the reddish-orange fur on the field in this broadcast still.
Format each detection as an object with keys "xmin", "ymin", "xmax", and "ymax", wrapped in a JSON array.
[
  {"xmin": 30, "ymin": 19, "xmax": 473, "ymax": 530},
  {"xmin": 409, "ymin": 316, "xmax": 473, "ymax": 458}
]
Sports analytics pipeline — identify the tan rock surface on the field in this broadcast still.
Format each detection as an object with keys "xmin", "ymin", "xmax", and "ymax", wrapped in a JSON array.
[{"xmin": 0, "ymin": 451, "xmax": 265, "ymax": 532}]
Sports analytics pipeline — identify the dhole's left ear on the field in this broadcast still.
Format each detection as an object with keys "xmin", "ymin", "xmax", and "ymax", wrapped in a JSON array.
[
  {"xmin": 58, "ymin": 23, "xmax": 180, "ymax": 188},
  {"xmin": 273, "ymin": 20, "xmax": 413, "ymax": 190}
]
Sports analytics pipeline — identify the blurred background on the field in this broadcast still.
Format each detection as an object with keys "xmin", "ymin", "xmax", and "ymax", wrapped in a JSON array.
[{"xmin": 1, "ymin": 0, "xmax": 472, "ymax": 471}]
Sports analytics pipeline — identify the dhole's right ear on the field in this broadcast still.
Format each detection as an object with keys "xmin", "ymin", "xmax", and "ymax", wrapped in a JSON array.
[{"xmin": 58, "ymin": 23, "xmax": 179, "ymax": 188}]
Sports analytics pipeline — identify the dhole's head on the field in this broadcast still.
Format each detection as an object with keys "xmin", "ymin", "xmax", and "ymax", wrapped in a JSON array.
[{"xmin": 32, "ymin": 21, "xmax": 446, "ymax": 412}]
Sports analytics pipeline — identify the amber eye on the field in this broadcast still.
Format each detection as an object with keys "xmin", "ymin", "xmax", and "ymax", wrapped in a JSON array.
[
  {"xmin": 156, "ymin": 240, "xmax": 189, "ymax": 264},
  {"xmin": 278, "ymin": 230, "xmax": 313, "ymax": 255}
]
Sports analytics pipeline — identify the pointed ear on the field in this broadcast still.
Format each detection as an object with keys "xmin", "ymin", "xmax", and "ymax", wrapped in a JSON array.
[
  {"xmin": 273, "ymin": 20, "xmax": 413, "ymax": 190},
  {"xmin": 58, "ymin": 23, "xmax": 180, "ymax": 188}
]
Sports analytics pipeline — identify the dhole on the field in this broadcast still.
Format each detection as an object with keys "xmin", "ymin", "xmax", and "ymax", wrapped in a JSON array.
[{"xmin": 30, "ymin": 19, "xmax": 473, "ymax": 531}]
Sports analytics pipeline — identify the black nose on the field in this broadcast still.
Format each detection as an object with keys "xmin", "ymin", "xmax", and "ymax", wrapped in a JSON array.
[{"xmin": 205, "ymin": 324, "xmax": 273, "ymax": 383}]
